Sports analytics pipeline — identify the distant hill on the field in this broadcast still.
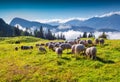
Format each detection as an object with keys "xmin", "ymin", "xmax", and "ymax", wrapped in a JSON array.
[
  {"xmin": 64, "ymin": 14, "xmax": 120, "ymax": 31},
  {"xmin": 0, "ymin": 18, "xmax": 13, "ymax": 37},
  {"xmin": 10, "ymin": 14, "xmax": 120, "ymax": 32},
  {"xmin": 10, "ymin": 17, "xmax": 56, "ymax": 29}
]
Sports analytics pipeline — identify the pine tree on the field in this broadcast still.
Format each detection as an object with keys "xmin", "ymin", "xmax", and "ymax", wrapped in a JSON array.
[
  {"xmin": 82, "ymin": 32, "xmax": 87, "ymax": 38},
  {"xmin": 39, "ymin": 26, "xmax": 44, "ymax": 38}
]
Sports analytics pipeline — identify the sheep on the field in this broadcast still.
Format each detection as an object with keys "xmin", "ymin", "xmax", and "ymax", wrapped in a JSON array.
[
  {"xmin": 21, "ymin": 46, "xmax": 33, "ymax": 50},
  {"xmin": 48, "ymin": 43, "xmax": 54, "ymax": 51},
  {"xmin": 85, "ymin": 47, "xmax": 97, "ymax": 60},
  {"xmin": 15, "ymin": 47, "xmax": 18, "ymax": 51},
  {"xmin": 74, "ymin": 44, "xmax": 85, "ymax": 56},
  {"xmin": 79, "ymin": 40, "xmax": 88, "ymax": 47},
  {"xmin": 59, "ymin": 43, "xmax": 66, "ymax": 50},
  {"xmin": 36, "ymin": 44, "xmax": 39, "ymax": 46},
  {"xmin": 71, "ymin": 44, "xmax": 76, "ymax": 54},
  {"xmin": 79, "ymin": 40, "xmax": 85, "ymax": 44},
  {"xmin": 59, "ymin": 43, "xmax": 71, "ymax": 53},
  {"xmin": 15, "ymin": 41, "xmax": 20, "ymax": 44},
  {"xmin": 99, "ymin": 38, "xmax": 104, "ymax": 45},
  {"xmin": 39, "ymin": 46, "xmax": 47, "ymax": 54},
  {"xmin": 54, "ymin": 43, "xmax": 60, "ymax": 47},
  {"xmin": 94, "ymin": 38, "xmax": 99, "ymax": 44},
  {"xmin": 87, "ymin": 39, "xmax": 93, "ymax": 44},
  {"xmin": 55, "ymin": 47, "xmax": 63, "ymax": 57}
]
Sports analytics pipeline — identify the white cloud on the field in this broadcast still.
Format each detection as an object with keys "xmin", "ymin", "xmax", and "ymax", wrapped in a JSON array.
[
  {"xmin": 15, "ymin": 24, "xmax": 26, "ymax": 31},
  {"xmin": 95, "ymin": 11, "xmax": 120, "ymax": 18},
  {"xmin": 94, "ymin": 31, "xmax": 120, "ymax": 39},
  {"xmin": 55, "ymin": 30, "xmax": 120, "ymax": 40},
  {"xmin": 58, "ymin": 25, "xmax": 72, "ymax": 29},
  {"xmin": 35, "ymin": 17, "xmax": 88, "ymax": 24},
  {"xmin": 55, "ymin": 30, "xmax": 83, "ymax": 40}
]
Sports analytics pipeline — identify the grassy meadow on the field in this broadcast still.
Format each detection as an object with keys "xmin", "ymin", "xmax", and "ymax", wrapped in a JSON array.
[{"xmin": 0, "ymin": 36, "xmax": 120, "ymax": 82}]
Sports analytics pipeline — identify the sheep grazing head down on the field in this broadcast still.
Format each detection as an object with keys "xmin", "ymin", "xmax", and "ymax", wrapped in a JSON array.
[
  {"xmin": 55, "ymin": 47, "xmax": 63, "ymax": 57},
  {"xmin": 85, "ymin": 47, "xmax": 97, "ymax": 60},
  {"xmin": 74, "ymin": 44, "xmax": 85, "ymax": 55}
]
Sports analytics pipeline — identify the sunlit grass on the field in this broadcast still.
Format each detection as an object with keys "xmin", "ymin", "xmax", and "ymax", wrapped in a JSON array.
[{"xmin": 0, "ymin": 36, "xmax": 120, "ymax": 81}]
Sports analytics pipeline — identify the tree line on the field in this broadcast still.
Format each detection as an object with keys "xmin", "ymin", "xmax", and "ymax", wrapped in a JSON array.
[{"xmin": 12, "ymin": 25, "xmax": 66, "ymax": 40}]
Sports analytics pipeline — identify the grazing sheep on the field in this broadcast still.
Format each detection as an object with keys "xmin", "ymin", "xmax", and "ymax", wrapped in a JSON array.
[
  {"xmin": 94, "ymin": 38, "xmax": 99, "ymax": 44},
  {"xmin": 15, "ymin": 41, "xmax": 20, "ymax": 44},
  {"xmin": 74, "ymin": 44, "xmax": 85, "ymax": 56},
  {"xmin": 71, "ymin": 45, "xmax": 76, "ymax": 54},
  {"xmin": 54, "ymin": 43, "xmax": 60, "ymax": 47},
  {"xmin": 85, "ymin": 47, "xmax": 97, "ymax": 59},
  {"xmin": 21, "ymin": 46, "xmax": 33, "ymax": 50},
  {"xmin": 55, "ymin": 47, "xmax": 63, "ymax": 57},
  {"xmin": 15, "ymin": 47, "xmax": 18, "ymax": 51},
  {"xmin": 99, "ymin": 38, "xmax": 104, "ymax": 45},
  {"xmin": 40, "ymin": 43, "xmax": 45, "ymax": 46},
  {"xmin": 36, "ymin": 44, "xmax": 40, "ymax": 47},
  {"xmin": 45, "ymin": 42, "xmax": 49, "ymax": 47},
  {"xmin": 59, "ymin": 43, "xmax": 71, "ymax": 53},
  {"xmin": 79, "ymin": 40, "xmax": 85, "ymax": 44},
  {"xmin": 39, "ymin": 46, "xmax": 47, "ymax": 54},
  {"xmin": 48, "ymin": 43, "xmax": 54, "ymax": 51},
  {"xmin": 59, "ymin": 43, "xmax": 66, "ymax": 50},
  {"xmin": 87, "ymin": 39, "xmax": 93, "ymax": 44}
]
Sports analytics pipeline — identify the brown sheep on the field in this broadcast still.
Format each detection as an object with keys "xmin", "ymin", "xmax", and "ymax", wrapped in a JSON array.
[
  {"xmin": 15, "ymin": 47, "xmax": 18, "ymax": 51},
  {"xmin": 39, "ymin": 46, "xmax": 47, "ymax": 54}
]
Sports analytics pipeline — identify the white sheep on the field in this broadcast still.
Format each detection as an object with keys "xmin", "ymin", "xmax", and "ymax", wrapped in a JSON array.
[
  {"xmin": 85, "ymin": 47, "xmax": 97, "ymax": 59},
  {"xmin": 74, "ymin": 44, "xmax": 85, "ymax": 56},
  {"xmin": 55, "ymin": 47, "xmax": 63, "ymax": 57}
]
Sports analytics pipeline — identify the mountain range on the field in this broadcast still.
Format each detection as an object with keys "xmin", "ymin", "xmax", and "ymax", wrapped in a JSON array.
[{"xmin": 9, "ymin": 14, "xmax": 120, "ymax": 32}]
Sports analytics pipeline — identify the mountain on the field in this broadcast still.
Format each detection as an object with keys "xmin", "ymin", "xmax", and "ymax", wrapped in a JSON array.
[
  {"xmin": 65, "ymin": 19, "xmax": 82, "ymax": 26},
  {"xmin": 0, "ymin": 18, "xmax": 13, "ymax": 37},
  {"xmin": 46, "ymin": 21, "xmax": 62, "ymax": 26},
  {"xmin": 10, "ymin": 17, "xmax": 56, "ymax": 29},
  {"xmin": 10, "ymin": 14, "xmax": 120, "ymax": 32},
  {"xmin": 65, "ymin": 14, "xmax": 120, "ymax": 31}
]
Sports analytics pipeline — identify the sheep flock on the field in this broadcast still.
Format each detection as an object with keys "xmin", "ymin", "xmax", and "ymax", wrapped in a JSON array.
[{"xmin": 15, "ymin": 38, "xmax": 105, "ymax": 60}]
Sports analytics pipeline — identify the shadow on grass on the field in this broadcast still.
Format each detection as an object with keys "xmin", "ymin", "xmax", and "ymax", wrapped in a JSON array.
[
  {"xmin": 96, "ymin": 56, "xmax": 115, "ymax": 64},
  {"xmin": 61, "ymin": 57, "xmax": 71, "ymax": 61}
]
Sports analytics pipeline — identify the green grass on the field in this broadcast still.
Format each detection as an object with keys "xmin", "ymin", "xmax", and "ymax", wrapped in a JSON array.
[{"xmin": 0, "ymin": 36, "xmax": 120, "ymax": 82}]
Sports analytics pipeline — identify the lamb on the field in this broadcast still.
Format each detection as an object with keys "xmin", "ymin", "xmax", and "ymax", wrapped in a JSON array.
[
  {"xmin": 99, "ymin": 38, "xmax": 104, "ymax": 45},
  {"xmin": 55, "ymin": 47, "xmax": 63, "ymax": 57},
  {"xmin": 85, "ymin": 47, "xmax": 97, "ymax": 59},
  {"xmin": 39, "ymin": 46, "xmax": 47, "ymax": 54},
  {"xmin": 74, "ymin": 44, "xmax": 85, "ymax": 56}
]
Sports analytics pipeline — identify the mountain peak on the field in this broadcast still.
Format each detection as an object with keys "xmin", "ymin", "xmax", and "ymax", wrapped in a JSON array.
[{"xmin": 0, "ymin": 18, "xmax": 6, "ymax": 24}]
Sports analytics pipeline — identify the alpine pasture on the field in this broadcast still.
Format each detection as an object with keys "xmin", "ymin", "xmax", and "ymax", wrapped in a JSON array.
[{"xmin": 0, "ymin": 36, "xmax": 120, "ymax": 82}]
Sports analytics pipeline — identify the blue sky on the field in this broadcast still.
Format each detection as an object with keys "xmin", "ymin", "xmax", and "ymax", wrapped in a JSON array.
[{"xmin": 0, "ymin": 0, "xmax": 120, "ymax": 23}]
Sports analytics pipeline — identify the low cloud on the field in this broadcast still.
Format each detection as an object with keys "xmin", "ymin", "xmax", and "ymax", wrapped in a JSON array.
[
  {"xmin": 58, "ymin": 25, "xmax": 72, "ymax": 29},
  {"xmin": 55, "ymin": 30, "xmax": 120, "ymax": 40}
]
